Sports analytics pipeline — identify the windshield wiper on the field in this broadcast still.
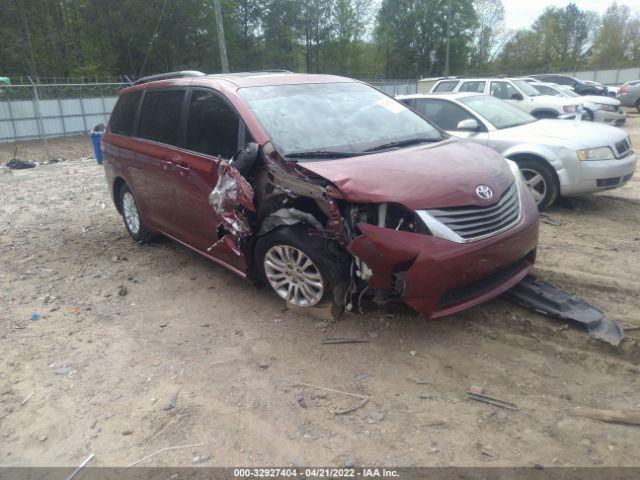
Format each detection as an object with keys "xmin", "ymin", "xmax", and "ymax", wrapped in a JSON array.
[
  {"xmin": 285, "ymin": 150, "xmax": 362, "ymax": 159},
  {"xmin": 363, "ymin": 137, "xmax": 440, "ymax": 152}
]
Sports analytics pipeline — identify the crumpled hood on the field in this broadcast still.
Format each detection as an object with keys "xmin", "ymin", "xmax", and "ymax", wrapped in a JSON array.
[
  {"xmin": 300, "ymin": 139, "xmax": 514, "ymax": 209},
  {"xmin": 501, "ymin": 119, "xmax": 629, "ymax": 149}
]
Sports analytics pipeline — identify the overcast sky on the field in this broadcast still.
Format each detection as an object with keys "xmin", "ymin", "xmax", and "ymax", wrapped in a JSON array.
[{"xmin": 502, "ymin": 0, "xmax": 640, "ymax": 30}]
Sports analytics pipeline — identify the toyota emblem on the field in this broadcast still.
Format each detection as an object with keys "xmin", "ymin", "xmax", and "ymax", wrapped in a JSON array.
[{"xmin": 475, "ymin": 185, "xmax": 493, "ymax": 200}]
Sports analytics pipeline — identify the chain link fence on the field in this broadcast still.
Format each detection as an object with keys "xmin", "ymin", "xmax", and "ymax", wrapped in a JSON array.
[{"xmin": 0, "ymin": 78, "xmax": 128, "ymax": 159}]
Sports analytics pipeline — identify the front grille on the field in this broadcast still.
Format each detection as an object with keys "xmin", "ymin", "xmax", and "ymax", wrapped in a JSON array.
[
  {"xmin": 426, "ymin": 182, "xmax": 520, "ymax": 240},
  {"xmin": 615, "ymin": 138, "xmax": 630, "ymax": 156},
  {"xmin": 436, "ymin": 259, "xmax": 529, "ymax": 309}
]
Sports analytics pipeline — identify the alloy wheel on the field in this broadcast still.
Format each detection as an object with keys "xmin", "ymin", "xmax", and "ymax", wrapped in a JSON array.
[
  {"xmin": 122, "ymin": 191, "xmax": 141, "ymax": 234},
  {"xmin": 520, "ymin": 168, "xmax": 547, "ymax": 206},
  {"xmin": 263, "ymin": 245, "xmax": 324, "ymax": 307}
]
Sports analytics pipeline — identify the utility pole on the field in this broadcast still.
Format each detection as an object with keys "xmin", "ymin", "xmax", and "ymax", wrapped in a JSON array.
[
  {"xmin": 213, "ymin": 0, "xmax": 229, "ymax": 73},
  {"xmin": 444, "ymin": 1, "xmax": 452, "ymax": 76}
]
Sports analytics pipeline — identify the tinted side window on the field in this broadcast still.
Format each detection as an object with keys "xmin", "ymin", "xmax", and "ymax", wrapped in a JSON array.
[
  {"xmin": 109, "ymin": 91, "xmax": 142, "ymax": 136},
  {"xmin": 138, "ymin": 89, "xmax": 185, "ymax": 146},
  {"xmin": 432, "ymin": 81, "xmax": 459, "ymax": 92},
  {"xmin": 186, "ymin": 90, "xmax": 239, "ymax": 158},
  {"xmin": 459, "ymin": 81, "xmax": 486, "ymax": 93},
  {"xmin": 413, "ymin": 99, "xmax": 474, "ymax": 131},
  {"xmin": 490, "ymin": 81, "xmax": 519, "ymax": 100}
]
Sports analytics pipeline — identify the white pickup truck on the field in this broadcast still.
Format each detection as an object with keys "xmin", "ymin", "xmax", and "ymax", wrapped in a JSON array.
[{"xmin": 430, "ymin": 77, "xmax": 584, "ymax": 120}]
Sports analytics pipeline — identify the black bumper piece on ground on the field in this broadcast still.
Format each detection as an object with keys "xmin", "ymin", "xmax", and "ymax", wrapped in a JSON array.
[{"xmin": 503, "ymin": 275, "xmax": 624, "ymax": 346}]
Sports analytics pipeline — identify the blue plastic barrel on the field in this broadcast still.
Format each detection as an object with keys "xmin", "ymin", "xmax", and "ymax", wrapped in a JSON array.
[{"xmin": 90, "ymin": 131, "xmax": 104, "ymax": 164}]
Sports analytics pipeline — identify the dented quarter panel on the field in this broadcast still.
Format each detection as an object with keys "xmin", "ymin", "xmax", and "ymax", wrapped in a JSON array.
[{"xmin": 301, "ymin": 139, "xmax": 513, "ymax": 209}]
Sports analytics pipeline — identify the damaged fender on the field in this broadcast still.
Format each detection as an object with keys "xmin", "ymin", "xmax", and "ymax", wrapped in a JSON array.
[{"xmin": 208, "ymin": 161, "xmax": 255, "ymax": 255}]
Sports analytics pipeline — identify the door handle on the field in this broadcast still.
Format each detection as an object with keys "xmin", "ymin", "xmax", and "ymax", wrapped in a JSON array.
[{"xmin": 175, "ymin": 161, "xmax": 191, "ymax": 176}]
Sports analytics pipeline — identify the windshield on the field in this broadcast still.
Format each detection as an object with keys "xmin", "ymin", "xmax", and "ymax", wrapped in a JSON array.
[
  {"xmin": 532, "ymin": 84, "xmax": 563, "ymax": 97},
  {"xmin": 460, "ymin": 95, "xmax": 536, "ymax": 129},
  {"xmin": 512, "ymin": 79, "xmax": 541, "ymax": 97},
  {"xmin": 557, "ymin": 86, "xmax": 579, "ymax": 97},
  {"xmin": 237, "ymin": 82, "xmax": 443, "ymax": 158}
]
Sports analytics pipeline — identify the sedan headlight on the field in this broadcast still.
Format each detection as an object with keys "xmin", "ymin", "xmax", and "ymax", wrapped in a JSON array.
[
  {"xmin": 577, "ymin": 147, "xmax": 615, "ymax": 161},
  {"xmin": 563, "ymin": 105, "xmax": 579, "ymax": 113},
  {"xmin": 596, "ymin": 103, "xmax": 617, "ymax": 112}
]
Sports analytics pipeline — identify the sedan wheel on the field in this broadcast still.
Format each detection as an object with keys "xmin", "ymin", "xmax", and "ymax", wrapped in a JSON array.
[
  {"xmin": 520, "ymin": 168, "xmax": 547, "ymax": 206},
  {"xmin": 263, "ymin": 245, "xmax": 324, "ymax": 307},
  {"xmin": 513, "ymin": 158, "xmax": 559, "ymax": 211}
]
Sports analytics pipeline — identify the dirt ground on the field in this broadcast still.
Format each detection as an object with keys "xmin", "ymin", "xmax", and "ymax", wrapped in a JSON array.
[{"xmin": 1, "ymin": 113, "xmax": 640, "ymax": 468}]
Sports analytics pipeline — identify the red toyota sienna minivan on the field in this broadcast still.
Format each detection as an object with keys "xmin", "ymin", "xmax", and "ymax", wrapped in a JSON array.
[{"xmin": 102, "ymin": 71, "xmax": 539, "ymax": 319}]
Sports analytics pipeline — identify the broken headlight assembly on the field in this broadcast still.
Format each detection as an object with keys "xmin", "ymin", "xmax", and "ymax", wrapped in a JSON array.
[{"xmin": 348, "ymin": 202, "xmax": 429, "ymax": 234}]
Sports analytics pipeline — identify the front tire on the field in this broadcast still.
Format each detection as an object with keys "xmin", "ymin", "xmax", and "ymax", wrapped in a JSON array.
[
  {"xmin": 254, "ymin": 226, "xmax": 347, "ymax": 308},
  {"xmin": 118, "ymin": 184, "xmax": 153, "ymax": 242},
  {"xmin": 515, "ymin": 159, "xmax": 559, "ymax": 211},
  {"xmin": 636, "ymin": 99, "xmax": 640, "ymax": 114}
]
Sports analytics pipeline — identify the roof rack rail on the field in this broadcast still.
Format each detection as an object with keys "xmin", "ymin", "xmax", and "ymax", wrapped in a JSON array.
[{"xmin": 133, "ymin": 70, "xmax": 205, "ymax": 86}]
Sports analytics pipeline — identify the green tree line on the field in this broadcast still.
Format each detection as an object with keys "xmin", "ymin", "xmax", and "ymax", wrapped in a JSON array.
[{"xmin": 1, "ymin": 0, "xmax": 639, "ymax": 81}]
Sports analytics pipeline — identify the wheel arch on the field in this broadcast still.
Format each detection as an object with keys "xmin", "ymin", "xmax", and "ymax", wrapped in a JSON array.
[
  {"xmin": 113, "ymin": 177, "xmax": 126, "ymax": 214},
  {"xmin": 506, "ymin": 152, "xmax": 561, "ymax": 190}
]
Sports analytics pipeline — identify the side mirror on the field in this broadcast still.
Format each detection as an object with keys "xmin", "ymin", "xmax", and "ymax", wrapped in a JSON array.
[
  {"xmin": 511, "ymin": 93, "xmax": 524, "ymax": 101},
  {"xmin": 456, "ymin": 118, "xmax": 479, "ymax": 131},
  {"xmin": 230, "ymin": 142, "xmax": 259, "ymax": 176}
]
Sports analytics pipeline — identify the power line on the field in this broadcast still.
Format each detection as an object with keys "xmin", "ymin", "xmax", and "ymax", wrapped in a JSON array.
[{"xmin": 139, "ymin": 0, "xmax": 169, "ymax": 77}]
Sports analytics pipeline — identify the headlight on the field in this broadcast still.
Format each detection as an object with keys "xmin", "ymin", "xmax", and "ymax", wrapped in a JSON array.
[
  {"xmin": 563, "ymin": 105, "xmax": 578, "ymax": 113},
  {"xmin": 596, "ymin": 103, "xmax": 617, "ymax": 112},
  {"xmin": 577, "ymin": 147, "xmax": 615, "ymax": 161}
]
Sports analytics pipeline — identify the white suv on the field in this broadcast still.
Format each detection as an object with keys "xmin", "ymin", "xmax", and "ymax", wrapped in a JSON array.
[{"xmin": 431, "ymin": 77, "xmax": 583, "ymax": 120}]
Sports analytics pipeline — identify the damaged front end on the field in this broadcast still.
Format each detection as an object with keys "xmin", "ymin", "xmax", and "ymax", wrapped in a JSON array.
[{"xmin": 207, "ymin": 141, "xmax": 541, "ymax": 322}]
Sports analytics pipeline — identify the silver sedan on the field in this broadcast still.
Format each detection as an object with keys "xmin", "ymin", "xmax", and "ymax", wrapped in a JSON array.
[{"xmin": 398, "ymin": 92, "xmax": 636, "ymax": 210}]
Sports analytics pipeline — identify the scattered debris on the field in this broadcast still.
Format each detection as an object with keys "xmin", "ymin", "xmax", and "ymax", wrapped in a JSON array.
[
  {"xmin": 368, "ymin": 411, "xmax": 385, "ymax": 423},
  {"xmin": 6, "ymin": 159, "xmax": 36, "ymax": 169},
  {"xmin": 118, "ymin": 286, "xmax": 128, "ymax": 296},
  {"xmin": 466, "ymin": 390, "xmax": 518, "ymax": 411},
  {"xmin": 259, "ymin": 360, "xmax": 270, "ymax": 369},
  {"xmin": 65, "ymin": 453, "xmax": 95, "ymax": 480},
  {"xmin": 296, "ymin": 392, "xmax": 307, "ymax": 408},
  {"xmin": 163, "ymin": 390, "xmax": 180, "ymax": 411},
  {"xmin": 407, "ymin": 377, "xmax": 429, "ymax": 385},
  {"xmin": 21, "ymin": 392, "xmax": 34, "ymax": 405},
  {"xmin": 122, "ymin": 429, "xmax": 134, "ymax": 436},
  {"xmin": 39, "ymin": 435, "xmax": 48, "ymax": 442},
  {"xmin": 294, "ymin": 382, "xmax": 371, "ymax": 399},
  {"xmin": 124, "ymin": 443, "xmax": 205, "ymax": 468},
  {"xmin": 570, "ymin": 408, "xmax": 640, "ymax": 426},
  {"xmin": 321, "ymin": 337, "xmax": 369, "ymax": 345},
  {"xmin": 539, "ymin": 213, "xmax": 562, "ymax": 226},
  {"xmin": 335, "ymin": 398, "xmax": 369, "ymax": 415},
  {"xmin": 54, "ymin": 367, "xmax": 74, "ymax": 375},
  {"xmin": 468, "ymin": 385, "xmax": 484, "ymax": 395},
  {"xmin": 409, "ymin": 350, "xmax": 417, "ymax": 356},
  {"xmin": 30, "ymin": 312, "xmax": 41, "ymax": 321}
]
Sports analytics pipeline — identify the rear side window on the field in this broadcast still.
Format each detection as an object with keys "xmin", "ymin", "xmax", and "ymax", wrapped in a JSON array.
[
  {"xmin": 185, "ymin": 89, "xmax": 239, "ymax": 158},
  {"xmin": 138, "ymin": 89, "xmax": 185, "ymax": 146},
  {"xmin": 490, "ymin": 81, "xmax": 519, "ymax": 100},
  {"xmin": 413, "ymin": 99, "xmax": 474, "ymax": 131},
  {"xmin": 459, "ymin": 81, "xmax": 485, "ymax": 93},
  {"xmin": 109, "ymin": 91, "xmax": 141, "ymax": 136},
  {"xmin": 432, "ymin": 80, "xmax": 459, "ymax": 92}
]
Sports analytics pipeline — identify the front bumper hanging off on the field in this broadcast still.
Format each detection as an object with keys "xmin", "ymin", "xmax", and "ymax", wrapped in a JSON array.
[{"xmin": 503, "ymin": 275, "xmax": 624, "ymax": 346}]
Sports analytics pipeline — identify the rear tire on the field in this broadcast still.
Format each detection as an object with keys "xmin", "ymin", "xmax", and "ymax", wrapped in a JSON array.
[
  {"xmin": 584, "ymin": 108, "xmax": 594, "ymax": 121},
  {"xmin": 514, "ymin": 158, "xmax": 559, "ymax": 211},
  {"xmin": 118, "ymin": 184, "xmax": 153, "ymax": 242},
  {"xmin": 636, "ymin": 99, "xmax": 640, "ymax": 114},
  {"xmin": 254, "ymin": 226, "xmax": 348, "ymax": 308}
]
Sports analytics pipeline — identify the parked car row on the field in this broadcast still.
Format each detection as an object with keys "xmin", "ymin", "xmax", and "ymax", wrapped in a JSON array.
[
  {"xmin": 100, "ymin": 71, "xmax": 636, "ymax": 325},
  {"xmin": 398, "ymin": 92, "xmax": 635, "ymax": 210}
]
